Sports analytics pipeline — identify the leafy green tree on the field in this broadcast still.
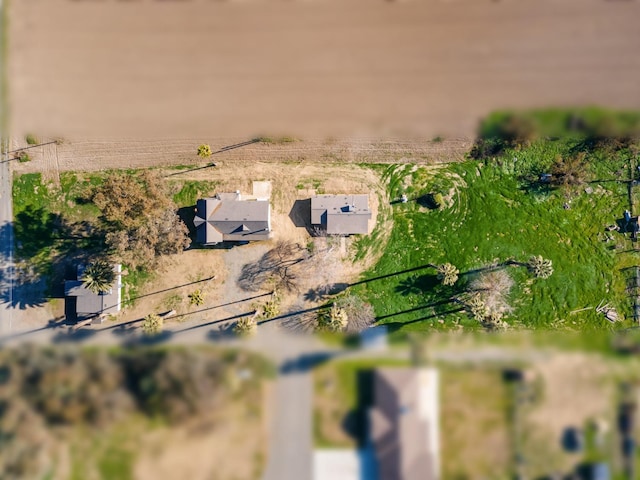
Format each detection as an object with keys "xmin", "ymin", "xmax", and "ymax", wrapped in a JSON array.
[
  {"xmin": 96, "ymin": 171, "xmax": 190, "ymax": 269},
  {"xmin": 142, "ymin": 313, "xmax": 163, "ymax": 336},
  {"xmin": 197, "ymin": 144, "xmax": 212, "ymax": 158},
  {"xmin": 93, "ymin": 171, "xmax": 169, "ymax": 229},
  {"xmin": 82, "ymin": 260, "xmax": 115, "ymax": 294}
]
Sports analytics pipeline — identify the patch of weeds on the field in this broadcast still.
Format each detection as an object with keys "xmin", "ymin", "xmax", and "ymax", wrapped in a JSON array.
[
  {"xmin": 122, "ymin": 268, "xmax": 153, "ymax": 308},
  {"xmin": 17, "ymin": 151, "xmax": 30, "ymax": 162},
  {"xmin": 162, "ymin": 293, "xmax": 182, "ymax": 311},
  {"xmin": 256, "ymin": 136, "xmax": 297, "ymax": 144},
  {"xmin": 172, "ymin": 181, "xmax": 218, "ymax": 208}
]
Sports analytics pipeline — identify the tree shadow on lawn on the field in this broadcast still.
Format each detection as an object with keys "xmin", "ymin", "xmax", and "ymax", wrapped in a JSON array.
[
  {"xmin": 395, "ymin": 273, "xmax": 441, "ymax": 296},
  {"xmin": 380, "ymin": 306, "xmax": 467, "ymax": 334},
  {"xmin": 6, "ymin": 206, "xmax": 108, "ymax": 305}
]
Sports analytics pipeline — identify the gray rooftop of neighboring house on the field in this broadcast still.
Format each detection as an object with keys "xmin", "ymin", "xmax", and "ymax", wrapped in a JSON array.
[
  {"xmin": 194, "ymin": 193, "xmax": 271, "ymax": 245},
  {"xmin": 64, "ymin": 264, "xmax": 122, "ymax": 320},
  {"xmin": 369, "ymin": 368, "xmax": 439, "ymax": 480},
  {"xmin": 311, "ymin": 194, "xmax": 371, "ymax": 235}
]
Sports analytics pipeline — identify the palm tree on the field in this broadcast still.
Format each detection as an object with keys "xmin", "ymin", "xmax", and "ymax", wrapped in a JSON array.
[
  {"xmin": 436, "ymin": 263, "xmax": 459, "ymax": 286},
  {"xmin": 319, "ymin": 305, "xmax": 348, "ymax": 333},
  {"xmin": 234, "ymin": 316, "xmax": 257, "ymax": 337},
  {"xmin": 465, "ymin": 293, "xmax": 488, "ymax": 322},
  {"xmin": 188, "ymin": 289, "xmax": 205, "ymax": 306},
  {"xmin": 142, "ymin": 313, "xmax": 163, "ymax": 336},
  {"xmin": 527, "ymin": 255, "xmax": 553, "ymax": 279},
  {"xmin": 197, "ymin": 144, "xmax": 212, "ymax": 158},
  {"xmin": 82, "ymin": 260, "xmax": 115, "ymax": 294}
]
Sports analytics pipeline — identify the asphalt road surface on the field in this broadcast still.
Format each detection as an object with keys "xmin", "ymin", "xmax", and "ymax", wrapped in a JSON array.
[{"xmin": 0, "ymin": 139, "xmax": 14, "ymax": 333}]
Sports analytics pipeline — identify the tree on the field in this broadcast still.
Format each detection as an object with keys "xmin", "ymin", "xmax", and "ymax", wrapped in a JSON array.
[
  {"xmin": 96, "ymin": 172, "xmax": 190, "ymax": 270},
  {"xmin": 189, "ymin": 289, "xmax": 205, "ymax": 306},
  {"xmin": 142, "ymin": 313, "xmax": 163, "ymax": 336},
  {"xmin": 257, "ymin": 291, "xmax": 280, "ymax": 320},
  {"xmin": 527, "ymin": 255, "xmax": 554, "ymax": 279},
  {"xmin": 318, "ymin": 305, "xmax": 348, "ymax": 333},
  {"xmin": 233, "ymin": 317, "xmax": 257, "ymax": 337},
  {"xmin": 436, "ymin": 263, "xmax": 459, "ymax": 286},
  {"xmin": 550, "ymin": 152, "xmax": 588, "ymax": 187},
  {"xmin": 82, "ymin": 260, "xmax": 115, "ymax": 294},
  {"xmin": 197, "ymin": 144, "xmax": 212, "ymax": 158},
  {"xmin": 334, "ymin": 294, "xmax": 375, "ymax": 333},
  {"xmin": 468, "ymin": 269, "xmax": 514, "ymax": 316},
  {"xmin": 459, "ymin": 293, "xmax": 507, "ymax": 330},
  {"xmin": 92, "ymin": 171, "xmax": 170, "ymax": 229},
  {"xmin": 465, "ymin": 293, "xmax": 488, "ymax": 322}
]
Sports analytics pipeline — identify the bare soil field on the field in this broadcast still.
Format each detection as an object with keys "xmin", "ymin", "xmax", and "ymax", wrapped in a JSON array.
[{"xmin": 9, "ymin": 0, "xmax": 640, "ymax": 141}]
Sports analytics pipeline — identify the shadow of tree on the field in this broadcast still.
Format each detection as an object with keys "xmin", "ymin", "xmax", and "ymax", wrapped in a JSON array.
[
  {"xmin": 279, "ymin": 351, "xmax": 338, "ymax": 375},
  {"xmin": 303, "ymin": 282, "xmax": 349, "ymax": 302},
  {"xmin": 237, "ymin": 242, "xmax": 308, "ymax": 292},
  {"xmin": 395, "ymin": 274, "xmax": 440, "ymax": 296},
  {"xmin": 1, "ymin": 207, "xmax": 109, "ymax": 310}
]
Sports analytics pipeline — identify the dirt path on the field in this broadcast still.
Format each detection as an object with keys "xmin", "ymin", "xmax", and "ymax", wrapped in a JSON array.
[{"xmin": 11, "ymin": 137, "xmax": 472, "ymax": 179}]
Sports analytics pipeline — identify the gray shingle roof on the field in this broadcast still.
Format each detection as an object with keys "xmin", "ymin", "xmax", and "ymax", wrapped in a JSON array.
[
  {"xmin": 194, "ymin": 194, "xmax": 271, "ymax": 244},
  {"xmin": 370, "ymin": 368, "xmax": 439, "ymax": 480},
  {"xmin": 311, "ymin": 194, "xmax": 371, "ymax": 235},
  {"xmin": 64, "ymin": 265, "xmax": 122, "ymax": 319}
]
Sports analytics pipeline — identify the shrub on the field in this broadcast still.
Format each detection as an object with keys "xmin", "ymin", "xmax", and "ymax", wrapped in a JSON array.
[
  {"xmin": 17, "ymin": 152, "xmax": 30, "ymax": 163},
  {"xmin": 25, "ymin": 134, "xmax": 38, "ymax": 145}
]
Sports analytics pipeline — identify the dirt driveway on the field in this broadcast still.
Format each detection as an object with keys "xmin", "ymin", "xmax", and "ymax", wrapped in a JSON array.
[{"xmin": 114, "ymin": 161, "xmax": 389, "ymax": 334}]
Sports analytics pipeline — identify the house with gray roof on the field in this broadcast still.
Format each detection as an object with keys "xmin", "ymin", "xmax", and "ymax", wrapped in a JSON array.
[
  {"xmin": 311, "ymin": 194, "xmax": 372, "ymax": 235},
  {"xmin": 64, "ymin": 264, "xmax": 122, "ymax": 321},
  {"xmin": 194, "ymin": 192, "xmax": 272, "ymax": 245},
  {"xmin": 369, "ymin": 368, "xmax": 440, "ymax": 480}
]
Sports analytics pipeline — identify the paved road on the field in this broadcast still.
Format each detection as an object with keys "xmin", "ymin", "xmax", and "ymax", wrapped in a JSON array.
[
  {"xmin": 0, "ymin": 143, "xmax": 14, "ymax": 333},
  {"xmin": 0, "ymin": 0, "xmax": 14, "ymax": 333}
]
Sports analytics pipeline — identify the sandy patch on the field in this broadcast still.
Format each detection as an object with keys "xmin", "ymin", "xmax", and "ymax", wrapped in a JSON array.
[{"xmin": 135, "ymin": 386, "xmax": 269, "ymax": 480}]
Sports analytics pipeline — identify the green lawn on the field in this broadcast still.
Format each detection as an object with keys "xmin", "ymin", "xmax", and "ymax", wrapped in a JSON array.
[
  {"xmin": 353, "ymin": 143, "xmax": 639, "ymax": 335},
  {"xmin": 11, "ymin": 171, "xmax": 215, "ymax": 297},
  {"xmin": 313, "ymin": 358, "xmax": 409, "ymax": 448},
  {"xmin": 170, "ymin": 180, "xmax": 218, "ymax": 208}
]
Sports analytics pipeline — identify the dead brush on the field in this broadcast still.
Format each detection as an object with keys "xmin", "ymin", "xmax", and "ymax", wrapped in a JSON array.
[{"xmin": 468, "ymin": 269, "xmax": 514, "ymax": 317}]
